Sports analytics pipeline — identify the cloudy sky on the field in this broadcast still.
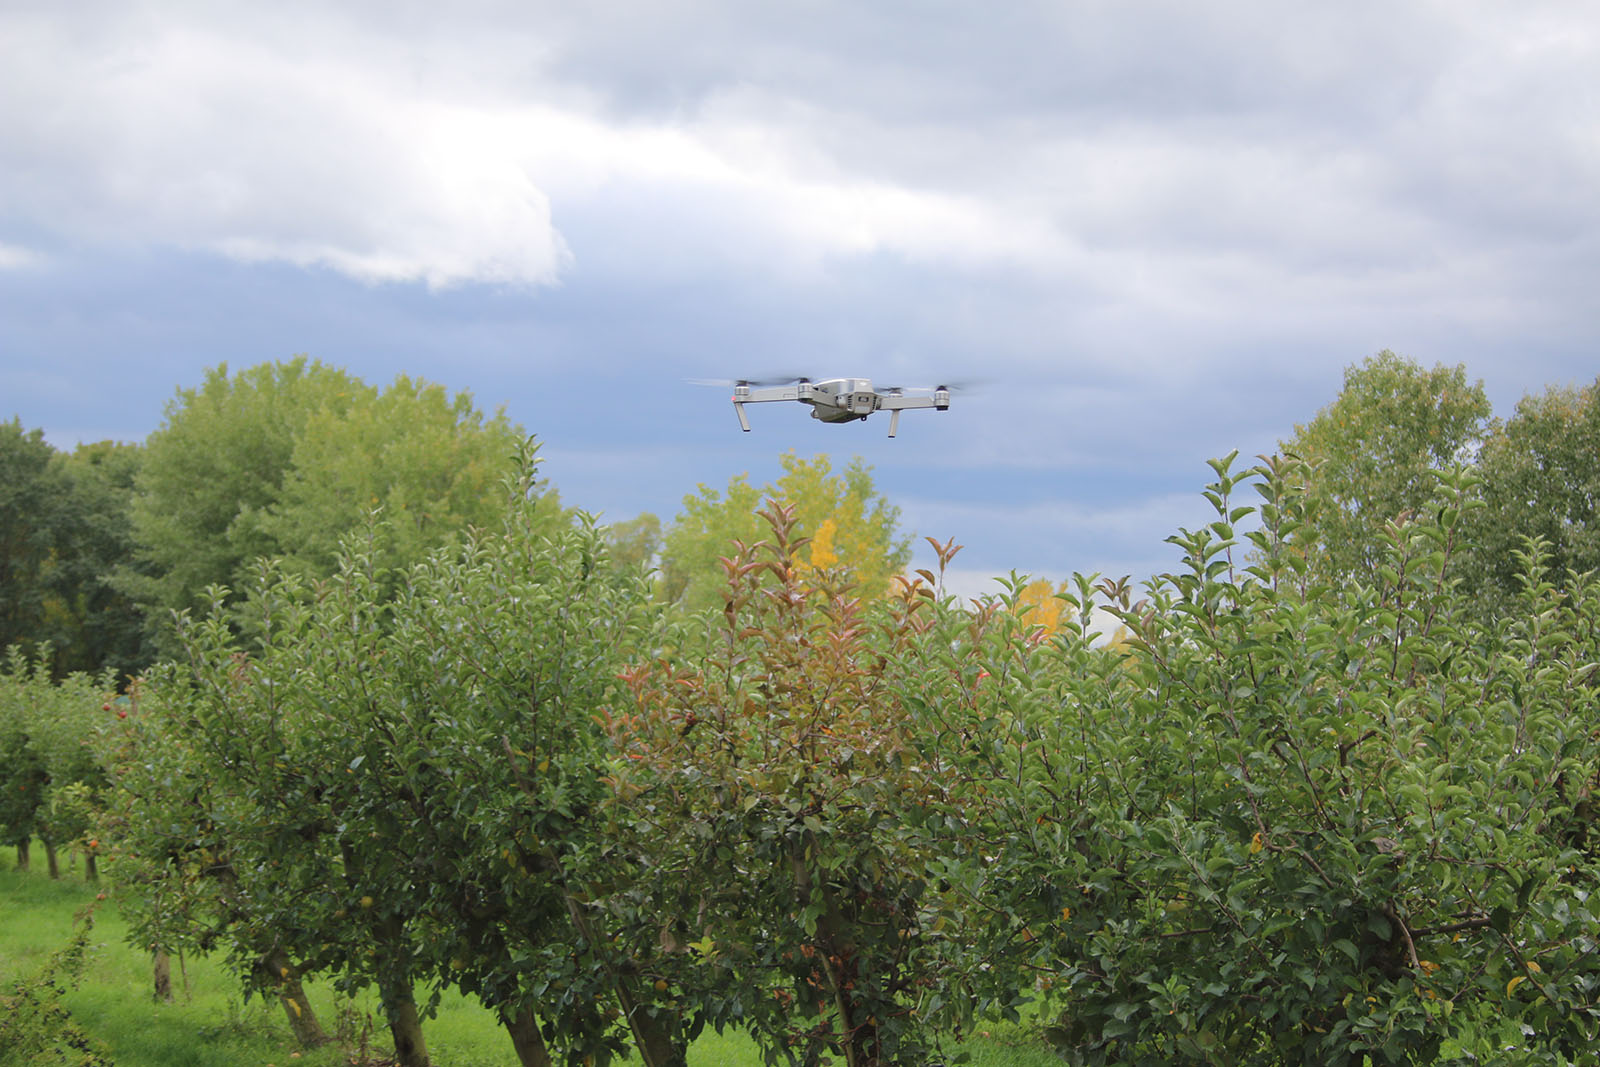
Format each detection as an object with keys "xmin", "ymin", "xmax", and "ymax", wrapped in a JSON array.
[{"xmin": 3, "ymin": 1, "xmax": 1597, "ymax": 595}]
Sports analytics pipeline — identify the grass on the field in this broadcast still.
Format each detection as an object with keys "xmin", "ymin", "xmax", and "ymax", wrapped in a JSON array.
[{"xmin": 2, "ymin": 850, "xmax": 1058, "ymax": 1066}]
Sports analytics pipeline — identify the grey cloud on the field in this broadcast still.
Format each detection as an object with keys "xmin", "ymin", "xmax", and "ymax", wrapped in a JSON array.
[{"xmin": 4, "ymin": 0, "xmax": 1597, "ymax": 587}]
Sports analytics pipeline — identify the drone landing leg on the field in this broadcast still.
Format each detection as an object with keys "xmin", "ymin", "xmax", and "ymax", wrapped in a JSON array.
[
  {"xmin": 887, "ymin": 409, "xmax": 901, "ymax": 438},
  {"xmin": 734, "ymin": 402, "xmax": 751, "ymax": 432}
]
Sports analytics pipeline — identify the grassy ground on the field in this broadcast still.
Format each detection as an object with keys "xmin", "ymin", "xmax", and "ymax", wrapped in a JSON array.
[{"xmin": 2, "ymin": 851, "xmax": 1058, "ymax": 1066}]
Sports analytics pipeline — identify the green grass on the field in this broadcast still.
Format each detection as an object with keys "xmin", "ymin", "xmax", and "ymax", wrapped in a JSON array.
[{"xmin": 2, "ymin": 851, "xmax": 1058, "ymax": 1066}]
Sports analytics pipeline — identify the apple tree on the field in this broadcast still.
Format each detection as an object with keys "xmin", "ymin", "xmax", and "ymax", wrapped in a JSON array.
[
  {"xmin": 121, "ymin": 441, "xmax": 675, "ymax": 1067},
  {"xmin": 608, "ymin": 503, "xmax": 994, "ymax": 1067},
  {"xmin": 964, "ymin": 454, "xmax": 1600, "ymax": 1064}
]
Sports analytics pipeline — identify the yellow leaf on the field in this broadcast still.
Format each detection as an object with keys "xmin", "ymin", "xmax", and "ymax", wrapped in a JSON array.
[
  {"xmin": 1507, "ymin": 975, "xmax": 1526, "ymax": 995},
  {"xmin": 1250, "ymin": 832, "xmax": 1265, "ymax": 854},
  {"xmin": 808, "ymin": 518, "xmax": 840, "ymax": 570},
  {"xmin": 1526, "ymin": 960, "xmax": 1542, "ymax": 974}
]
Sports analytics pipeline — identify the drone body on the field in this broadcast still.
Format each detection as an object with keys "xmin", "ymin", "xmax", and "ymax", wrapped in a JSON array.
[{"xmin": 728, "ymin": 377, "xmax": 950, "ymax": 437}]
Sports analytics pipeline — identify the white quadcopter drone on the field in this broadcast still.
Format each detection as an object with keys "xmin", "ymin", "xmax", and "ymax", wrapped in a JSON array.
[{"xmin": 701, "ymin": 377, "xmax": 952, "ymax": 437}]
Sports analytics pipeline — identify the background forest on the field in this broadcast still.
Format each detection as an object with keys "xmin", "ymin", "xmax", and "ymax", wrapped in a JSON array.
[{"xmin": 5, "ymin": 351, "xmax": 1600, "ymax": 1066}]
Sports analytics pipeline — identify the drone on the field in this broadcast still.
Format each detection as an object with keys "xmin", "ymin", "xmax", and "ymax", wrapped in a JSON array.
[{"xmin": 701, "ymin": 377, "xmax": 952, "ymax": 437}]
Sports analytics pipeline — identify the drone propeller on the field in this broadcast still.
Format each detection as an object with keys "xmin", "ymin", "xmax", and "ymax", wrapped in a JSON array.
[
  {"xmin": 878, "ymin": 379, "xmax": 980, "ymax": 394},
  {"xmin": 688, "ymin": 375, "xmax": 809, "ymax": 388}
]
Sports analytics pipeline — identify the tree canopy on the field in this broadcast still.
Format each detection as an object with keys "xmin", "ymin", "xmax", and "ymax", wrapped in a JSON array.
[
  {"xmin": 659, "ymin": 451, "xmax": 911, "ymax": 611},
  {"xmin": 1, "ymin": 420, "xmax": 149, "ymax": 679},
  {"xmin": 0, "ymin": 419, "xmax": 63, "ymax": 658},
  {"xmin": 120, "ymin": 359, "xmax": 545, "ymax": 645},
  {"xmin": 120, "ymin": 358, "xmax": 368, "ymax": 621},
  {"xmin": 264, "ymin": 373, "xmax": 536, "ymax": 579},
  {"xmin": 1278, "ymin": 351, "xmax": 1491, "ymax": 585},
  {"xmin": 1464, "ymin": 377, "xmax": 1600, "ymax": 606}
]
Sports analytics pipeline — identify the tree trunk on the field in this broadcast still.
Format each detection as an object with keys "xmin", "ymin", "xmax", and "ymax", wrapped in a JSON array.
[
  {"xmin": 85, "ymin": 852, "xmax": 98, "ymax": 882},
  {"xmin": 502, "ymin": 1007, "xmax": 554, "ymax": 1067},
  {"xmin": 15, "ymin": 840, "xmax": 28, "ymax": 871},
  {"xmin": 790, "ymin": 836, "xmax": 878, "ymax": 1067},
  {"xmin": 558, "ymin": 888, "xmax": 683, "ymax": 1067},
  {"xmin": 44, "ymin": 838, "xmax": 59, "ymax": 879},
  {"xmin": 153, "ymin": 950, "xmax": 174, "ymax": 1003},
  {"xmin": 384, "ymin": 989, "xmax": 431, "ymax": 1067},
  {"xmin": 614, "ymin": 976, "xmax": 683, "ymax": 1067},
  {"xmin": 372, "ymin": 915, "xmax": 430, "ymax": 1067},
  {"xmin": 258, "ymin": 948, "xmax": 330, "ymax": 1048}
]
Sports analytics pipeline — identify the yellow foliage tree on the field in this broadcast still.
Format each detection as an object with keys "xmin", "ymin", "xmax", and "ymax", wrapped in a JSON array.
[
  {"xmin": 1011, "ymin": 578, "xmax": 1068, "ymax": 638},
  {"xmin": 659, "ymin": 452, "xmax": 911, "ymax": 611},
  {"xmin": 804, "ymin": 517, "xmax": 841, "ymax": 572}
]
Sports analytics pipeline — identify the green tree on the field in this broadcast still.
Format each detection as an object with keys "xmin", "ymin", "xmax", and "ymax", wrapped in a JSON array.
[
  {"xmin": 0, "ymin": 651, "xmax": 50, "ymax": 871},
  {"xmin": 1279, "ymin": 351, "xmax": 1490, "ymax": 584},
  {"xmin": 0, "ymin": 419, "xmax": 66, "ymax": 657},
  {"xmin": 265, "ymin": 374, "xmax": 537, "ymax": 579},
  {"xmin": 660, "ymin": 452, "xmax": 911, "ymax": 611},
  {"xmin": 43, "ymin": 441, "xmax": 150, "ymax": 680},
  {"xmin": 945, "ymin": 454, "xmax": 1600, "ymax": 1064},
  {"xmin": 114, "ymin": 444, "xmax": 666, "ymax": 1067},
  {"xmin": 0, "ymin": 651, "xmax": 114, "ymax": 878},
  {"xmin": 1, "ymin": 423, "xmax": 150, "ymax": 681},
  {"xmin": 611, "ymin": 504, "xmax": 991, "ymax": 1067},
  {"xmin": 120, "ymin": 358, "xmax": 367, "ymax": 623},
  {"xmin": 1463, "ymin": 377, "xmax": 1600, "ymax": 608},
  {"xmin": 605, "ymin": 512, "xmax": 663, "ymax": 574},
  {"xmin": 122, "ymin": 359, "xmax": 545, "ymax": 647}
]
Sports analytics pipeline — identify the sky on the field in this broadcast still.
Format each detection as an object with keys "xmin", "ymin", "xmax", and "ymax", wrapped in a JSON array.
[{"xmin": 3, "ymin": 1, "xmax": 1597, "ymax": 597}]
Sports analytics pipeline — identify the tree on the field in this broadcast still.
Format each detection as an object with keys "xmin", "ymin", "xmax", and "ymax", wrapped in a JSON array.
[
  {"xmin": 1, "ymin": 422, "xmax": 151, "ymax": 681},
  {"xmin": 609, "ymin": 503, "xmax": 976, "ymax": 1067},
  {"xmin": 265, "ymin": 374, "xmax": 537, "ymax": 580},
  {"xmin": 605, "ymin": 512, "xmax": 663, "ymax": 574},
  {"xmin": 43, "ymin": 441, "xmax": 150, "ymax": 680},
  {"xmin": 1279, "ymin": 351, "xmax": 1490, "ymax": 584},
  {"xmin": 660, "ymin": 452, "xmax": 911, "ymax": 611},
  {"xmin": 122, "ymin": 359, "xmax": 545, "ymax": 647},
  {"xmin": 1008, "ymin": 576, "xmax": 1070, "ymax": 639},
  {"xmin": 0, "ymin": 419, "xmax": 66, "ymax": 658},
  {"xmin": 113, "ymin": 443, "xmax": 668, "ymax": 1067},
  {"xmin": 121, "ymin": 358, "xmax": 368, "ymax": 624},
  {"xmin": 0, "ymin": 652, "xmax": 50, "ymax": 871},
  {"xmin": 1463, "ymin": 377, "xmax": 1600, "ymax": 607},
  {"xmin": 952, "ymin": 454, "xmax": 1600, "ymax": 1064},
  {"xmin": 0, "ymin": 651, "xmax": 114, "ymax": 878}
]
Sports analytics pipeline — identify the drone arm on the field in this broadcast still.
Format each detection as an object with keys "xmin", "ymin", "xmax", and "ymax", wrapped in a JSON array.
[
  {"xmin": 877, "ymin": 389, "xmax": 950, "ymax": 412},
  {"xmin": 740, "ymin": 383, "xmax": 811, "ymax": 404},
  {"xmin": 730, "ymin": 381, "xmax": 813, "ymax": 432}
]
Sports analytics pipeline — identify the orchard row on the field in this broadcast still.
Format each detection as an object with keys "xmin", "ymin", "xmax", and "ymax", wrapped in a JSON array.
[{"xmin": 8, "ymin": 446, "xmax": 1600, "ymax": 1066}]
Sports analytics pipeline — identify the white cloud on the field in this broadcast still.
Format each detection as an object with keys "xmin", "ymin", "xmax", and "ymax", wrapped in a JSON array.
[
  {"xmin": 0, "ymin": 242, "xmax": 39, "ymax": 270},
  {"xmin": 1, "ymin": 17, "xmax": 571, "ymax": 288},
  {"xmin": 0, "ymin": 7, "xmax": 1075, "ymax": 290},
  {"xmin": 5, "ymin": 0, "xmax": 1597, "ymax": 317}
]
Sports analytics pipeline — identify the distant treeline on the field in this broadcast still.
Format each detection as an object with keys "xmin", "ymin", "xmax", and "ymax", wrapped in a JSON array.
[{"xmin": 2, "ymin": 358, "xmax": 915, "ymax": 682}]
